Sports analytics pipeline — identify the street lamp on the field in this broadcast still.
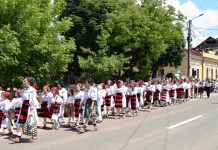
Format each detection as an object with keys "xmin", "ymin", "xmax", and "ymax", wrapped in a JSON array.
[{"xmin": 187, "ymin": 13, "xmax": 204, "ymax": 77}]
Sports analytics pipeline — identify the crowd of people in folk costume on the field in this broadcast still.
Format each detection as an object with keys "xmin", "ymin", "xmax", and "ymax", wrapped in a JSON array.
[{"xmin": 0, "ymin": 77, "xmax": 216, "ymax": 143}]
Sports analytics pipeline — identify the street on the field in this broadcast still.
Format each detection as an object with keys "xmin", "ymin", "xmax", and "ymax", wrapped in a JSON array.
[{"xmin": 1, "ymin": 94, "xmax": 218, "ymax": 150}]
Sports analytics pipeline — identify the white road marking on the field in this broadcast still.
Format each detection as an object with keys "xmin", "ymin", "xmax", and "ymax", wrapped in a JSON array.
[{"xmin": 167, "ymin": 115, "xmax": 203, "ymax": 130}]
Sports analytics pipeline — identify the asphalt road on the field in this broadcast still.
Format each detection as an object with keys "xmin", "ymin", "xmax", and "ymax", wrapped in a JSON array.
[{"xmin": 1, "ymin": 93, "xmax": 218, "ymax": 150}]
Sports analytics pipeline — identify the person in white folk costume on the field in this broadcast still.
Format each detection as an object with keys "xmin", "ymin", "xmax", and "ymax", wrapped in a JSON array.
[
  {"xmin": 41, "ymin": 85, "xmax": 53, "ymax": 128},
  {"xmin": 104, "ymin": 80, "xmax": 115, "ymax": 117},
  {"xmin": 66, "ymin": 86, "xmax": 75, "ymax": 127},
  {"xmin": 129, "ymin": 80, "xmax": 139, "ymax": 116},
  {"xmin": 160, "ymin": 80, "xmax": 171, "ymax": 107},
  {"xmin": 11, "ymin": 90, "xmax": 23, "ymax": 127},
  {"xmin": 169, "ymin": 80, "xmax": 178, "ymax": 104},
  {"xmin": 135, "ymin": 81, "xmax": 143, "ymax": 109},
  {"xmin": 153, "ymin": 80, "xmax": 162, "ymax": 107},
  {"xmin": 182, "ymin": 79, "xmax": 189, "ymax": 102},
  {"xmin": 138, "ymin": 81, "xmax": 146, "ymax": 108},
  {"xmin": 114, "ymin": 80, "xmax": 127, "ymax": 118},
  {"xmin": 72, "ymin": 83, "xmax": 84, "ymax": 129},
  {"xmin": 81, "ymin": 79, "xmax": 98, "ymax": 132},
  {"xmin": 145, "ymin": 80, "xmax": 156, "ymax": 111},
  {"xmin": 57, "ymin": 83, "xmax": 68, "ymax": 122},
  {"xmin": 0, "ymin": 92, "xmax": 12, "ymax": 135},
  {"xmin": 97, "ymin": 83, "xmax": 107, "ymax": 123},
  {"xmin": 11, "ymin": 77, "xmax": 39, "ymax": 143},
  {"xmin": 50, "ymin": 87, "xmax": 63, "ymax": 130}
]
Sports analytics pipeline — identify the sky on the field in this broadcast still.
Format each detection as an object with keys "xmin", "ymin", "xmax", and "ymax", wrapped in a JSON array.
[{"xmin": 166, "ymin": 0, "xmax": 218, "ymax": 47}]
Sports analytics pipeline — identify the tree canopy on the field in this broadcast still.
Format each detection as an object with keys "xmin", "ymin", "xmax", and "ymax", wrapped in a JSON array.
[{"xmin": 0, "ymin": 0, "xmax": 75, "ymax": 87}]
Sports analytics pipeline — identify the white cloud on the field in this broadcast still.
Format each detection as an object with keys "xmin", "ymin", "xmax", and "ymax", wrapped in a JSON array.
[{"xmin": 166, "ymin": 0, "xmax": 218, "ymax": 47}]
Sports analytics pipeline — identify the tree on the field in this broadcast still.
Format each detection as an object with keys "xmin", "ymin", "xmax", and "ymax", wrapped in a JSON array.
[
  {"xmin": 0, "ymin": 0, "xmax": 75, "ymax": 87},
  {"xmin": 62, "ymin": 0, "xmax": 127, "ymax": 81}
]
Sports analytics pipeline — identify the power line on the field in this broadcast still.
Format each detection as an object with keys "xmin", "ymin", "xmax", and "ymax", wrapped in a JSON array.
[
  {"xmin": 195, "ymin": 27, "xmax": 218, "ymax": 31},
  {"xmin": 192, "ymin": 25, "xmax": 208, "ymax": 38}
]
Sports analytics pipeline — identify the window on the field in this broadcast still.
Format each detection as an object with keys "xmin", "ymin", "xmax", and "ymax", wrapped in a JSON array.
[
  {"xmin": 197, "ymin": 69, "xmax": 199, "ymax": 79},
  {"xmin": 206, "ymin": 68, "xmax": 209, "ymax": 78},
  {"xmin": 211, "ymin": 68, "xmax": 213, "ymax": 80},
  {"xmin": 216, "ymin": 69, "xmax": 218, "ymax": 79}
]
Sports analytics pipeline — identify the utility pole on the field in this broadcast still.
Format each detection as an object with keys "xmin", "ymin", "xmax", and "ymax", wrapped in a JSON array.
[
  {"xmin": 187, "ymin": 13, "xmax": 204, "ymax": 78},
  {"xmin": 187, "ymin": 20, "xmax": 192, "ymax": 77}
]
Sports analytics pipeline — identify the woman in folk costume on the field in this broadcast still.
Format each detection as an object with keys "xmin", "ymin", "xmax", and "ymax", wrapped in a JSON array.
[
  {"xmin": 190, "ymin": 79, "xmax": 195, "ymax": 99},
  {"xmin": 50, "ymin": 87, "xmax": 63, "ymax": 130},
  {"xmin": 160, "ymin": 80, "xmax": 171, "ymax": 107},
  {"xmin": 153, "ymin": 80, "xmax": 162, "ymax": 107},
  {"xmin": 57, "ymin": 83, "xmax": 68, "ymax": 122},
  {"xmin": 135, "ymin": 81, "xmax": 142, "ymax": 110},
  {"xmin": 66, "ymin": 86, "xmax": 75, "ymax": 127},
  {"xmin": 138, "ymin": 80, "xmax": 146, "ymax": 108},
  {"xmin": 198, "ymin": 81, "xmax": 204, "ymax": 99},
  {"xmin": 125, "ymin": 82, "xmax": 132, "ymax": 114},
  {"xmin": 183, "ymin": 78, "xmax": 190, "ymax": 101},
  {"xmin": 145, "ymin": 80, "xmax": 156, "ymax": 111},
  {"xmin": 104, "ymin": 80, "xmax": 115, "ymax": 117},
  {"xmin": 0, "ymin": 92, "xmax": 12, "ymax": 135},
  {"xmin": 72, "ymin": 83, "xmax": 84, "ymax": 129},
  {"xmin": 12, "ymin": 77, "xmax": 39, "ymax": 143},
  {"xmin": 129, "ymin": 80, "xmax": 139, "ymax": 116},
  {"xmin": 114, "ymin": 80, "xmax": 127, "ymax": 119},
  {"xmin": 169, "ymin": 80, "xmax": 178, "ymax": 104},
  {"xmin": 176, "ymin": 79, "xmax": 186, "ymax": 103},
  {"xmin": 81, "ymin": 79, "xmax": 98, "ymax": 132},
  {"xmin": 97, "ymin": 83, "xmax": 107, "ymax": 123},
  {"xmin": 41, "ymin": 85, "xmax": 53, "ymax": 128}
]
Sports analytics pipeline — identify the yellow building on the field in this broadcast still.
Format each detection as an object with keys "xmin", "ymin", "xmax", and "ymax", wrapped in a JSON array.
[{"xmin": 163, "ymin": 50, "xmax": 218, "ymax": 80}]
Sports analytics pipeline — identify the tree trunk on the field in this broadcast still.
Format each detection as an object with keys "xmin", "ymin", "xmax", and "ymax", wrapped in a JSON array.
[{"xmin": 152, "ymin": 65, "xmax": 158, "ymax": 79}]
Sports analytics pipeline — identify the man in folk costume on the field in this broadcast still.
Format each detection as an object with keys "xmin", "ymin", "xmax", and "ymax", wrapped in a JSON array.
[
  {"xmin": 169, "ymin": 80, "xmax": 178, "ymax": 104},
  {"xmin": 41, "ymin": 85, "xmax": 53, "ymax": 128},
  {"xmin": 153, "ymin": 80, "xmax": 162, "ymax": 107},
  {"xmin": 50, "ymin": 87, "xmax": 63, "ymax": 130},
  {"xmin": 104, "ymin": 80, "xmax": 115, "ymax": 117},
  {"xmin": 97, "ymin": 83, "xmax": 106, "ymax": 123},
  {"xmin": 0, "ymin": 92, "xmax": 13, "ymax": 135},
  {"xmin": 81, "ymin": 79, "xmax": 98, "ymax": 132},
  {"xmin": 11, "ymin": 77, "xmax": 39, "ymax": 143},
  {"xmin": 145, "ymin": 80, "xmax": 156, "ymax": 111},
  {"xmin": 114, "ymin": 80, "xmax": 127, "ymax": 119},
  {"xmin": 72, "ymin": 83, "xmax": 84, "ymax": 129},
  {"xmin": 57, "ymin": 83, "xmax": 68, "ymax": 122}
]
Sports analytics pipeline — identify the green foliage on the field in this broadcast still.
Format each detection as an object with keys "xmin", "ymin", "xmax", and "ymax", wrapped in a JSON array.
[{"xmin": 0, "ymin": 0, "xmax": 75, "ymax": 87}]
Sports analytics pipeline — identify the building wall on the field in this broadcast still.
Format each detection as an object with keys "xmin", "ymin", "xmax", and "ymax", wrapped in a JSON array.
[{"xmin": 162, "ymin": 50, "xmax": 218, "ymax": 80}]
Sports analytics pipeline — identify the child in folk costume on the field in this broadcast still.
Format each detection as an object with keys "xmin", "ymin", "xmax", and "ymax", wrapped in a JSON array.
[
  {"xmin": 12, "ymin": 77, "xmax": 39, "ymax": 143},
  {"xmin": 81, "ymin": 79, "xmax": 98, "ymax": 132},
  {"xmin": 114, "ymin": 80, "xmax": 127, "ymax": 119},
  {"xmin": 50, "ymin": 87, "xmax": 63, "ymax": 130},
  {"xmin": 97, "ymin": 83, "xmax": 107, "ymax": 123},
  {"xmin": 11, "ymin": 90, "xmax": 23, "ymax": 126},
  {"xmin": 104, "ymin": 80, "xmax": 115, "ymax": 116},
  {"xmin": 160, "ymin": 80, "xmax": 171, "ymax": 107},
  {"xmin": 145, "ymin": 80, "xmax": 156, "ymax": 111},
  {"xmin": 169, "ymin": 80, "xmax": 178, "ymax": 104},
  {"xmin": 72, "ymin": 84, "xmax": 84, "ymax": 129},
  {"xmin": 41, "ymin": 85, "xmax": 53, "ymax": 128},
  {"xmin": 0, "ymin": 92, "xmax": 12, "ymax": 135},
  {"xmin": 66, "ymin": 87, "xmax": 75, "ymax": 127}
]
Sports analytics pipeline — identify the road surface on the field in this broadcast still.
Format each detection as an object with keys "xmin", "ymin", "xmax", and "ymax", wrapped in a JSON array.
[{"xmin": 1, "ymin": 93, "xmax": 218, "ymax": 150}]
